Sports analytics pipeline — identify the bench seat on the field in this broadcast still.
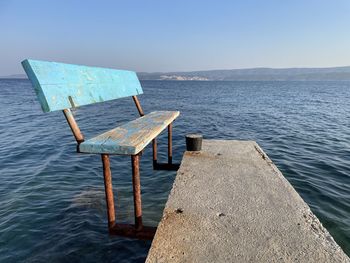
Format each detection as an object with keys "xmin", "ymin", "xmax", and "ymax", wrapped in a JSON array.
[{"xmin": 79, "ymin": 111, "xmax": 180, "ymax": 155}]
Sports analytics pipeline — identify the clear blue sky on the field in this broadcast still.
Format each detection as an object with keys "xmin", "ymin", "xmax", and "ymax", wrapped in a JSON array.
[{"xmin": 1, "ymin": 0, "xmax": 350, "ymax": 75}]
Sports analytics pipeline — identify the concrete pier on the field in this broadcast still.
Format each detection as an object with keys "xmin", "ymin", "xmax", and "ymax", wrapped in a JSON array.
[{"xmin": 146, "ymin": 140, "xmax": 349, "ymax": 262}]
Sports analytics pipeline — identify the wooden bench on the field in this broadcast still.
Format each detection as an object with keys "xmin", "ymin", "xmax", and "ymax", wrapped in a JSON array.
[{"xmin": 22, "ymin": 59, "xmax": 180, "ymax": 239}]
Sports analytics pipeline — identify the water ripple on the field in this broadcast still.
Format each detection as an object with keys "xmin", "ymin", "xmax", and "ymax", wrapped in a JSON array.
[{"xmin": 1, "ymin": 79, "xmax": 350, "ymax": 261}]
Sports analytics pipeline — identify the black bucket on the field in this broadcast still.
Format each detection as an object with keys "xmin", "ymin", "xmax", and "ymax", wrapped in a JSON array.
[{"xmin": 186, "ymin": 134, "xmax": 203, "ymax": 151}]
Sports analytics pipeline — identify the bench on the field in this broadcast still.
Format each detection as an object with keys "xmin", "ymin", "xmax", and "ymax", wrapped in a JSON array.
[{"xmin": 22, "ymin": 59, "xmax": 180, "ymax": 239}]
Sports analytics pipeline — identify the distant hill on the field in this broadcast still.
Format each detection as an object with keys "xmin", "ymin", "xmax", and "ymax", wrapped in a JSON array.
[
  {"xmin": 137, "ymin": 66, "xmax": 350, "ymax": 81},
  {"xmin": 3, "ymin": 67, "xmax": 350, "ymax": 81},
  {"xmin": 0, "ymin": 74, "xmax": 27, "ymax": 79}
]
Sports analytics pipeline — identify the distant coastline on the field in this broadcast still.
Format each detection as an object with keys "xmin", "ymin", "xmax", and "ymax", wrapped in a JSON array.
[
  {"xmin": 137, "ymin": 66, "xmax": 350, "ymax": 81},
  {"xmin": 3, "ymin": 66, "xmax": 350, "ymax": 81},
  {"xmin": 0, "ymin": 74, "xmax": 27, "ymax": 79}
]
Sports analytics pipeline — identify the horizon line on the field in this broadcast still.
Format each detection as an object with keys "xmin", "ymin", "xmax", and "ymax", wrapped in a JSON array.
[{"xmin": 3, "ymin": 64, "xmax": 350, "ymax": 77}]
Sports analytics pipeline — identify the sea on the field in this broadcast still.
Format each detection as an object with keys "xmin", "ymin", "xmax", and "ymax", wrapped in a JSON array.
[{"xmin": 1, "ymin": 79, "xmax": 350, "ymax": 262}]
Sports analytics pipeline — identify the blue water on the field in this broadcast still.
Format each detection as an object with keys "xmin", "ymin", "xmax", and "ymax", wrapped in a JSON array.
[{"xmin": 1, "ymin": 79, "xmax": 350, "ymax": 262}]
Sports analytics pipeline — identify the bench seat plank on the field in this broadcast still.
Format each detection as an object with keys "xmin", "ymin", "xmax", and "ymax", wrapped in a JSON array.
[{"xmin": 79, "ymin": 111, "xmax": 180, "ymax": 155}]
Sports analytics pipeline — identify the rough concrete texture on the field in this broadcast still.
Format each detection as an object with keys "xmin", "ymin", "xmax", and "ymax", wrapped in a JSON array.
[{"xmin": 146, "ymin": 140, "xmax": 349, "ymax": 263}]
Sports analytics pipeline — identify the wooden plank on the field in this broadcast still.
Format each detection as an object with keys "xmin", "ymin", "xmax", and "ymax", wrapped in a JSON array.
[
  {"xmin": 79, "ymin": 111, "xmax": 180, "ymax": 155},
  {"xmin": 22, "ymin": 59, "xmax": 143, "ymax": 112}
]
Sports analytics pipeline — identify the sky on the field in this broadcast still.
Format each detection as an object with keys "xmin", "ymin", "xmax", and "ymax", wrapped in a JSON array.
[{"xmin": 1, "ymin": 0, "xmax": 350, "ymax": 75}]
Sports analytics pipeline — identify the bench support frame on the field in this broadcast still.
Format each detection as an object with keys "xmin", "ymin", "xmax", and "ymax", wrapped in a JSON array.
[
  {"xmin": 61, "ymin": 96, "xmax": 179, "ymax": 240},
  {"xmin": 102, "ymin": 152, "xmax": 156, "ymax": 239},
  {"xmin": 151, "ymin": 124, "xmax": 180, "ymax": 171}
]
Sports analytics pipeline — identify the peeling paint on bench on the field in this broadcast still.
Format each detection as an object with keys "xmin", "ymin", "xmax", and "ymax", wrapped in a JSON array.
[
  {"xmin": 22, "ymin": 59, "xmax": 142, "ymax": 112},
  {"xmin": 79, "ymin": 111, "xmax": 180, "ymax": 155}
]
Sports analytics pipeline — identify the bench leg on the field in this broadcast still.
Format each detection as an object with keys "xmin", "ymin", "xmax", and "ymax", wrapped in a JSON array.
[
  {"xmin": 152, "ymin": 123, "xmax": 179, "ymax": 171},
  {"xmin": 102, "ymin": 153, "xmax": 156, "ymax": 240},
  {"xmin": 168, "ymin": 123, "xmax": 173, "ymax": 164},
  {"xmin": 131, "ymin": 154, "xmax": 143, "ymax": 231},
  {"xmin": 152, "ymin": 138, "xmax": 157, "ymax": 169},
  {"xmin": 152, "ymin": 124, "xmax": 171, "ymax": 167},
  {"xmin": 101, "ymin": 154, "xmax": 116, "ymax": 229}
]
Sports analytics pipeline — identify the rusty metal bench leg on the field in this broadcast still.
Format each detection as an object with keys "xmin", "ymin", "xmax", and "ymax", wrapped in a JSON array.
[
  {"xmin": 152, "ymin": 138, "xmax": 157, "ymax": 169},
  {"xmin": 168, "ymin": 123, "xmax": 173, "ymax": 165},
  {"xmin": 101, "ymin": 154, "xmax": 116, "ymax": 229},
  {"xmin": 131, "ymin": 153, "xmax": 143, "ymax": 230},
  {"xmin": 103, "ymin": 153, "xmax": 156, "ymax": 240}
]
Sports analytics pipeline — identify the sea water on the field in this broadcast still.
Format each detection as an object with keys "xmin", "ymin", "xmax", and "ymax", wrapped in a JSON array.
[{"xmin": 1, "ymin": 79, "xmax": 350, "ymax": 262}]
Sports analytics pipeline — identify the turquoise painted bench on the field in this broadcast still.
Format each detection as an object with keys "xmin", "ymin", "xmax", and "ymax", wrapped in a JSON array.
[{"xmin": 22, "ymin": 59, "xmax": 180, "ymax": 239}]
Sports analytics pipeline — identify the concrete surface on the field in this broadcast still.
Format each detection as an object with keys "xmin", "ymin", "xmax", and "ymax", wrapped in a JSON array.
[{"xmin": 146, "ymin": 140, "xmax": 349, "ymax": 263}]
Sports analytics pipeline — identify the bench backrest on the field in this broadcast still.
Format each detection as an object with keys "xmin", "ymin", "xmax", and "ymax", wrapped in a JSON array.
[{"xmin": 22, "ymin": 59, "xmax": 143, "ymax": 112}]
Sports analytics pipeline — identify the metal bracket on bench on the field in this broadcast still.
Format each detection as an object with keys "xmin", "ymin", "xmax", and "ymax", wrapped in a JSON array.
[
  {"xmin": 153, "ymin": 161, "xmax": 180, "ymax": 171},
  {"xmin": 109, "ymin": 223, "xmax": 156, "ymax": 240},
  {"xmin": 152, "ymin": 123, "xmax": 180, "ymax": 171}
]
